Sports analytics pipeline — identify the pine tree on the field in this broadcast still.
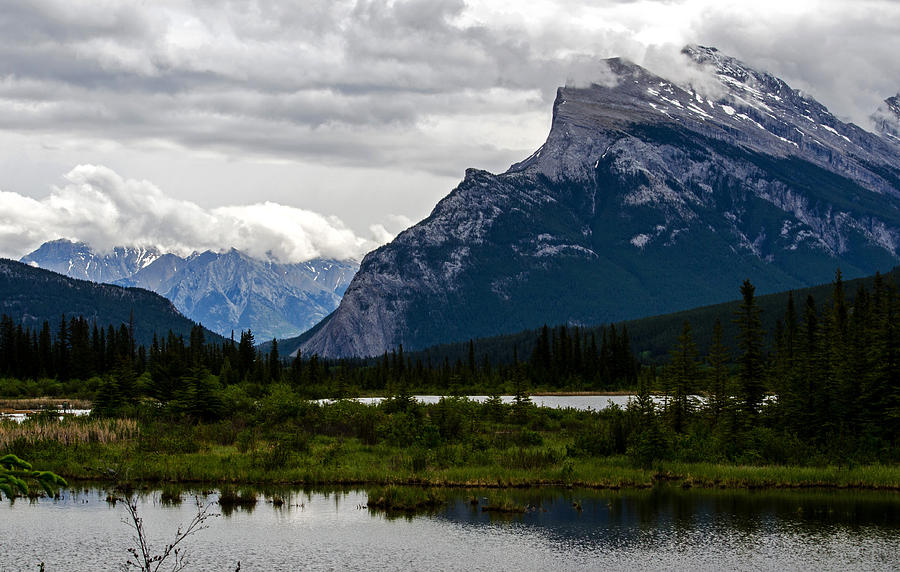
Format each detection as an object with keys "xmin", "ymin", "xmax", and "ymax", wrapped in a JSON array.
[
  {"xmin": 237, "ymin": 330, "xmax": 255, "ymax": 380},
  {"xmin": 269, "ymin": 339, "xmax": 282, "ymax": 382},
  {"xmin": 663, "ymin": 321, "xmax": 699, "ymax": 433},
  {"xmin": 706, "ymin": 318, "xmax": 730, "ymax": 424},
  {"xmin": 734, "ymin": 280, "xmax": 765, "ymax": 415}
]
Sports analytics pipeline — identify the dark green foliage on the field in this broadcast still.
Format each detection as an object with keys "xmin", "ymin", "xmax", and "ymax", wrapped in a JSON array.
[
  {"xmin": 735, "ymin": 280, "xmax": 765, "ymax": 414},
  {"xmin": 359, "ymin": 266, "xmax": 900, "ymax": 373},
  {"xmin": 663, "ymin": 322, "xmax": 700, "ymax": 433},
  {"xmin": 4, "ymin": 259, "xmax": 900, "ymax": 470},
  {"xmin": 0, "ymin": 453, "xmax": 67, "ymax": 501},
  {"xmin": 0, "ymin": 258, "xmax": 223, "ymax": 347}
]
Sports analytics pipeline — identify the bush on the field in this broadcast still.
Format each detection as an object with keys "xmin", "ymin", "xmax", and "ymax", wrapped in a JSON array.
[
  {"xmin": 256, "ymin": 384, "xmax": 304, "ymax": 424},
  {"xmin": 381, "ymin": 411, "xmax": 423, "ymax": 447},
  {"xmin": 627, "ymin": 420, "xmax": 671, "ymax": 468},
  {"xmin": 499, "ymin": 447, "xmax": 563, "ymax": 469},
  {"xmin": 420, "ymin": 424, "xmax": 441, "ymax": 449},
  {"xmin": 515, "ymin": 428, "xmax": 544, "ymax": 447}
]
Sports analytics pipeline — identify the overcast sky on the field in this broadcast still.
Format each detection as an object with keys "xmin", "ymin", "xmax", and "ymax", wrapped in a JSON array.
[{"xmin": 0, "ymin": 0, "xmax": 898, "ymax": 261}]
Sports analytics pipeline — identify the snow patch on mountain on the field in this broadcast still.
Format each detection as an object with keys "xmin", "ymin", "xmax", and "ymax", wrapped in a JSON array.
[{"xmin": 21, "ymin": 240, "xmax": 358, "ymax": 340}]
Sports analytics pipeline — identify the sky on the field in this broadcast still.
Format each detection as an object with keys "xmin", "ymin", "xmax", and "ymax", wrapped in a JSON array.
[{"xmin": 0, "ymin": 0, "xmax": 898, "ymax": 262}]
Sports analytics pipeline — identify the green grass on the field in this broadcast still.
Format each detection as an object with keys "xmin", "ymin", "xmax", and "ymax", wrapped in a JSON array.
[
  {"xmin": 365, "ymin": 485, "xmax": 447, "ymax": 512},
  {"xmin": 12, "ymin": 433, "xmax": 900, "ymax": 492}
]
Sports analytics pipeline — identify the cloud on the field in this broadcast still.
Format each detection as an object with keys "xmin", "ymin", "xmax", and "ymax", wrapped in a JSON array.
[
  {"xmin": 0, "ymin": 164, "xmax": 384, "ymax": 262},
  {"xmin": 0, "ymin": 0, "xmax": 898, "ymax": 247},
  {"xmin": 639, "ymin": 44, "xmax": 727, "ymax": 101},
  {"xmin": 684, "ymin": 0, "xmax": 900, "ymax": 125},
  {"xmin": 368, "ymin": 213, "xmax": 415, "ymax": 244},
  {"xmin": 0, "ymin": 0, "xmax": 659, "ymax": 177}
]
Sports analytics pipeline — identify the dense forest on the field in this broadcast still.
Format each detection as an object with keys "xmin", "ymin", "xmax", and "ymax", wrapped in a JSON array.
[
  {"xmin": 2, "ymin": 270, "xmax": 900, "ymax": 465},
  {"xmin": 0, "ymin": 258, "xmax": 223, "ymax": 347}
]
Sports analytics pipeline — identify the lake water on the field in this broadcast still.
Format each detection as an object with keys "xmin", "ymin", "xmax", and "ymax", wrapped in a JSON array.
[
  {"xmin": 2, "ymin": 485, "xmax": 898, "ymax": 570},
  {"xmin": 1, "ymin": 396, "xmax": 639, "ymax": 423},
  {"xmin": 322, "ymin": 394, "xmax": 654, "ymax": 410}
]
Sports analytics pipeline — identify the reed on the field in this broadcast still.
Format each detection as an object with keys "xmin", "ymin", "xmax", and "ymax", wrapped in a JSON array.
[
  {"xmin": 0, "ymin": 417, "xmax": 138, "ymax": 448},
  {"xmin": 5, "ymin": 415, "xmax": 898, "ymax": 492},
  {"xmin": 0, "ymin": 397, "xmax": 92, "ymax": 411},
  {"xmin": 365, "ymin": 485, "xmax": 446, "ymax": 511}
]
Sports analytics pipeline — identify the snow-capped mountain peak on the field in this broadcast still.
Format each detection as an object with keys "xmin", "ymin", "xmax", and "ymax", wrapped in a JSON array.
[
  {"xmin": 20, "ymin": 239, "xmax": 359, "ymax": 340},
  {"xmin": 873, "ymin": 94, "xmax": 900, "ymax": 142},
  {"xmin": 299, "ymin": 46, "xmax": 900, "ymax": 358}
]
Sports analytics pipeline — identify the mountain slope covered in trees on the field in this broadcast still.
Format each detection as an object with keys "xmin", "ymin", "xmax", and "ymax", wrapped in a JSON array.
[{"xmin": 0, "ymin": 258, "xmax": 222, "ymax": 346}]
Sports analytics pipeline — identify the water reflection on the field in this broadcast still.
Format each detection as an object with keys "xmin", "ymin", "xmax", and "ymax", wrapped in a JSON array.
[{"xmin": 1, "ymin": 484, "xmax": 897, "ymax": 571}]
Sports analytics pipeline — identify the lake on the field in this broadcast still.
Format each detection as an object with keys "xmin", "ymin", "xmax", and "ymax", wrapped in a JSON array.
[
  {"xmin": 1, "ymin": 396, "xmax": 641, "ymax": 423},
  {"xmin": 321, "ymin": 394, "xmax": 655, "ymax": 410},
  {"xmin": 2, "ymin": 485, "xmax": 898, "ymax": 570}
]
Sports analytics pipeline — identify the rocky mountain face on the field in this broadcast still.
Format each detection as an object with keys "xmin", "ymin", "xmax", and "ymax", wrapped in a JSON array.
[
  {"xmin": 21, "ymin": 239, "xmax": 162, "ymax": 283},
  {"xmin": 22, "ymin": 240, "xmax": 358, "ymax": 340},
  {"xmin": 299, "ymin": 45, "xmax": 900, "ymax": 358},
  {"xmin": 873, "ymin": 94, "xmax": 900, "ymax": 142}
]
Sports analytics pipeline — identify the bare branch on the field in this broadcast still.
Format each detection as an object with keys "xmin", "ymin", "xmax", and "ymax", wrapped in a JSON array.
[{"xmin": 121, "ymin": 494, "xmax": 219, "ymax": 572}]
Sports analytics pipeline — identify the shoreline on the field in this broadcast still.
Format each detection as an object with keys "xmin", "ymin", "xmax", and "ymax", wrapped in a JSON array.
[
  {"xmin": 530, "ymin": 391, "xmax": 635, "ymax": 397},
  {"xmin": 39, "ymin": 450, "xmax": 900, "ymax": 493},
  {"xmin": 63, "ymin": 476, "xmax": 900, "ymax": 493}
]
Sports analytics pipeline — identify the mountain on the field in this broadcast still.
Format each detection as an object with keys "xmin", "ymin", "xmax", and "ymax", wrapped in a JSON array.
[
  {"xmin": 21, "ymin": 239, "xmax": 161, "ymax": 283},
  {"xmin": 119, "ymin": 249, "xmax": 357, "ymax": 341},
  {"xmin": 873, "ymin": 94, "xmax": 900, "ymax": 142},
  {"xmin": 299, "ymin": 45, "xmax": 900, "ymax": 358},
  {"xmin": 386, "ymin": 266, "xmax": 900, "ymax": 370},
  {"xmin": 0, "ymin": 258, "xmax": 222, "ymax": 346},
  {"xmin": 21, "ymin": 240, "xmax": 358, "ymax": 340}
]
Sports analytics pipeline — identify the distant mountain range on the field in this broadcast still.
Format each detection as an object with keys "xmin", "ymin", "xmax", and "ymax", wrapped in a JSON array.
[
  {"xmin": 0, "ymin": 258, "xmax": 222, "ymax": 346},
  {"xmin": 21, "ymin": 240, "xmax": 358, "ymax": 341},
  {"xmin": 297, "ymin": 45, "xmax": 900, "ymax": 358}
]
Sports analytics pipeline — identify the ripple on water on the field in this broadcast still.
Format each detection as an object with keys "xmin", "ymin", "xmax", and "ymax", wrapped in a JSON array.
[{"xmin": 1, "ymin": 487, "xmax": 898, "ymax": 571}]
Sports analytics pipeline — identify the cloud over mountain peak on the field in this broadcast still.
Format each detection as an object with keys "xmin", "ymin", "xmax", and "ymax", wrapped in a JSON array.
[{"xmin": 0, "ymin": 164, "xmax": 383, "ymax": 262}]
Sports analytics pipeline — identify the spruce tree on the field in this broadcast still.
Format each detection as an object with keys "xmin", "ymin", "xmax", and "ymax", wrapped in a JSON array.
[
  {"xmin": 663, "ymin": 321, "xmax": 699, "ymax": 433},
  {"xmin": 734, "ymin": 280, "xmax": 765, "ymax": 415},
  {"xmin": 706, "ymin": 318, "xmax": 730, "ymax": 424}
]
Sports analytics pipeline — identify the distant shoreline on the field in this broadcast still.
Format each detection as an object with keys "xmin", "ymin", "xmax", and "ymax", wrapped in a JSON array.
[{"xmin": 530, "ymin": 391, "xmax": 635, "ymax": 397}]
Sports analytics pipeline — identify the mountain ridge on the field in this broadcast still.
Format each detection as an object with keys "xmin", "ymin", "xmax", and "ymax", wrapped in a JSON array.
[
  {"xmin": 21, "ymin": 240, "xmax": 358, "ymax": 340},
  {"xmin": 299, "ymin": 46, "xmax": 900, "ymax": 358},
  {"xmin": 0, "ymin": 257, "xmax": 223, "ymax": 346}
]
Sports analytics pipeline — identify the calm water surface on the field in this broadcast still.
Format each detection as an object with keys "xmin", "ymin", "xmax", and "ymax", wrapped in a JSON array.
[
  {"xmin": 327, "ymin": 394, "xmax": 649, "ymax": 410},
  {"xmin": 2, "ymin": 396, "xmax": 638, "ymax": 423},
  {"xmin": 2, "ymin": 485, "xmax": 898, "ymax": 571}
]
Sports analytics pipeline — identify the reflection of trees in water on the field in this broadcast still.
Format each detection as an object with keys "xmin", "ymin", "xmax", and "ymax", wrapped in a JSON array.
[{"xmin": 431, "ymin": 485, "xmax": 900, "ymax": 550}]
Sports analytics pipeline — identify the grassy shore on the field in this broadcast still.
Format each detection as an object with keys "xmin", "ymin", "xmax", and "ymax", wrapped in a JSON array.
[{"xmin": 7, "ymin": 418, "xmax": 899, "ymax": 491}]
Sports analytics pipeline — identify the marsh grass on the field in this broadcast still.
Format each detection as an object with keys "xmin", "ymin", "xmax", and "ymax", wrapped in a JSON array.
[
  {"xmin": 0, "ymin": 397, "xmax": 92, "ymax": 411},
  {"xmin": 480, "ymin": 490, "xmax": 529, "ymax": 513},
  {"xmin": 0, "ymin": 417, "xmax": 138, "ymax": 448},
  {"xmin": 365, "ymin": 485, "xmax": 446, "ymax": 512},
  {"xmin": 217, "ymin": 487, "xmax": 258, "ymax": 515},
  {"xmin": 663, "ymin": 462, "xmax": 900, "ymax": 489},
  {"xmin": 5, "ymin": 405, "xmax": 899, "ymax": 492}
]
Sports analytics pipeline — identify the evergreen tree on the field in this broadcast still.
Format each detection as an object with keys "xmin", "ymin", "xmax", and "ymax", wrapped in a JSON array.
[
  {"xmin": 237, "ymin": 330, "xmax": 255, "ymax": 380},
  {"xmin": 706, "ymin": 318, "xmax": 730, "ymax": 424},
  {"xmin": 663, "ymin": 321, "xmax": 699, "ymax": 433},
  {"xmin": 734, "ymin": 280, "xmax": 765, "ymax": 415},
  {"xmin": 269, "ymin": 339, "xmax": 282, "ymax": 382}
]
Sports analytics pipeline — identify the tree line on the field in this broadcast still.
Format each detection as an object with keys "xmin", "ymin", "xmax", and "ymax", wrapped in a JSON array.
[
  {"xmin": 640, "ymin": 271, "xmax": 900, "ymax": 463},
  {"xmin": 2, "ymin": 268, "xmax": 900, "ymax": 462},
  {"xmin": 0, "ymin": 314, "xmax": 642, "ymax": 404}
]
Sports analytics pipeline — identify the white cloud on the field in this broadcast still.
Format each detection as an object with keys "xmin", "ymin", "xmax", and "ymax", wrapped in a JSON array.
[
  {"xmin": 0, "ymin": 0, "xmax": 897, "ymax": 256},
  {"xmin": 0, "ymin": 164, "xmax": 382, "ymax": 262}
]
